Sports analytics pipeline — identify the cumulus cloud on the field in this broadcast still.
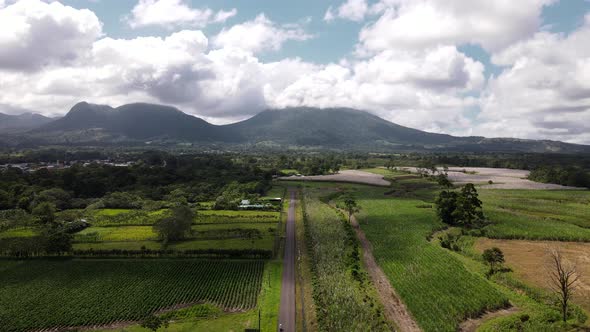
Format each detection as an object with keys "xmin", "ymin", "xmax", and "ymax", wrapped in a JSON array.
[
  {"xmin": 358, "ymin": 0, "xmax": 555, "ymax": 54},
  {"xmin": 478, "ymin": 16, "xmax": 590, "ymax": 143},
  {"xmin": 128, "ymin": 0, "xmax": 236, "ymax": 29},
  {"xmin": 0, "ymin": 0, "xmax": 102, "ymax": 71},
  {"xmin": 213, "ymin": 14, "xmax": 312, "ymax": 53},
  {"xmin": 269, "ymin": 46, "xmax": 483, "ymax": 133},
  {"xmin": 1, "ymin": 0, "xmax": 589, "ymax": 144},
  {"xmin": 324, "ymin": 0, "xmax": 368, "ymax": 22}
]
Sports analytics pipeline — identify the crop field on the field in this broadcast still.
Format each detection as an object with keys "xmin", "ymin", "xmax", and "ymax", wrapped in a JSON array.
[
  {"xmin": 351, "ymin": 185, "xmax": 509, "ymax": 332},
  {"xmin": 197, "ymin": 210, "xmax": 280, "ymax": 224},
  {"xmin": 88, "ymin": 209, "xmax": 169, "ymax": 226},
  {"xmin": 0, "ymin": 259, "xmax": 264, "ymax": 332},
  {"xmin": 301, "ymin": 187, "xmax": 389, "ymax": 331},
  {"xmin": 0, "ymin": 227, "xmax": 37, "ymax": 239},
  {"xmin": 72, "ymin": 222, "xmax": 277, "ymax": 251},
  {"xmin": 479, "ymin": 189, "xmax": 590, "ymax": 241}
]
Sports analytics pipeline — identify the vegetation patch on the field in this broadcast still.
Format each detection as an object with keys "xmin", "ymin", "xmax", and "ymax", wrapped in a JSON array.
[{"xmin": 0, "ymin": 259, "xmax": 264, "ymax": 331}]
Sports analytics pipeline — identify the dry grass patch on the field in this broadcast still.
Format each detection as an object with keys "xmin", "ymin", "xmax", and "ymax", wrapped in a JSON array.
[{"xmin": 475, "ymin": 238, "xmax": 590, "ymax": 313}]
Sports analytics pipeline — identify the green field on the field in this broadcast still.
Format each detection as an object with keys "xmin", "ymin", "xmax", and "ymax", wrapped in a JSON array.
[
  {"xmin": 197, "ymin": 210, "xmax": 280, "ymax": 224},
  {"xmin": 0, "ymin": 259, "xmax": 264, "ymax": 332},
  {"xmin": 0, "ymin": 227, "xmax": 37, "ymax": 239},
  {"xmin": 94, "ymin": 260, "xmax": 283, "ymax": 332},
  {"xmin": 479, "ymin": 189, "xmax": 590, "ymax": 241},
  {"xmin": 72, "ymin": 222, "xmax": 277, "ymax": 251},
  {"xmin": 302, "ymin": 186, "xmax": 389, "ymax": 331},
  {"xmin": 349, "ymin": 185, "xmax": 508, "ymax": 331}
]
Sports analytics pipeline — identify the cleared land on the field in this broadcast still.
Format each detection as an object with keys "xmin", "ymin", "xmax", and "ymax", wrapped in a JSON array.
[
  {"xmin": 279, "ymin": 169, "xmax": 391, "ymax": 186},
  {"xmin": 400, "ymin": 167, "xmax": 582, "ymax": 190},
  {"xmin": 475, "ymin": 238, "xmax": 590, "ymax": 313},
  {"xmin": 0, "ymin": 259, "xmax": 264, "ymax": 332}
]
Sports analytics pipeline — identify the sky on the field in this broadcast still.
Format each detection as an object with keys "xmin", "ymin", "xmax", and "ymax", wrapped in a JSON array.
[{"xmin": 0, "ymin": 0, "xmax": 590, "ymax": 144}]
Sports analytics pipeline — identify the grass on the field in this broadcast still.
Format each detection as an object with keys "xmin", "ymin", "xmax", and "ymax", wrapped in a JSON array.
[
  {"xmin": 0, "ymin": 259, "xmax": 264, "ymax": 332},
  {"xmin": 0, "ymin": 227, "xmax": 38, "ymax": 239},
  {"xmin": 72, "ymin": 222, "xmax": 277, "ymax": 251},
  {"xmin": 197, "ymin": 210, "xmax": 280, "ymax": 224},
  {"xmin": 479, "ymin": 189, "xmax": 590, "ymax": 241},
  {"xmin": 294, "ymin": 190, "xmax": 318, "ymax": 332},
  {"xmin": 475, "ymin": 238, "xmax": 590, "ymax": 314}
]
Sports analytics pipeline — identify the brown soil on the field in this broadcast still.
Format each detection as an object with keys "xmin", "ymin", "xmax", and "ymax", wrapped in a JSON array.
[{"xmin": 348, "ymin": 213, "xmax": 422, "ymax": 332}]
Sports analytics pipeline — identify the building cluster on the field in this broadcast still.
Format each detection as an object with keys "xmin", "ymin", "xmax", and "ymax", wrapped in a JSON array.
[{"xmin": 0, "ymin": 160, "xmax": 134, "ymax": 172}]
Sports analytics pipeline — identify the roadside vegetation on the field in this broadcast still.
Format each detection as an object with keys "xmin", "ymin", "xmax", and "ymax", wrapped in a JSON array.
[{"xmin": 301, "ymin": 186, "xmax": 390, "ymax": 331}]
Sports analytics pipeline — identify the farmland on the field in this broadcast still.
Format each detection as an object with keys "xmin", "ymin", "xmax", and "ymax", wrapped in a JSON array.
[
  {"xmin": 0, "ymin": 259, "xmax": 264, "ymax": 332},
  {"xmin": 479, "ymin": 189, "xmax": 590, "ymax": 241},
  {"xmin": 301, "ymin": 185, "xmax": 390, "ymax": 331},
  {"xmin": 288, "ymin": 168, "xmax": 590, "ymax": 331},
  {"xmin": 351, "ymin": 185, "xmax": 508, "ymax": 331}
]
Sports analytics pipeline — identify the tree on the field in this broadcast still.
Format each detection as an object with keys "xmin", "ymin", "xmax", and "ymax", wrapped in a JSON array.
[
  {"xmin": 435, "ymin": 184, "xmax": 485, "ymax": 228},
  {"xmin": 435, "ymin": 190, "xmax": 458, "ymax": 225},
  {"xmin": 37, "ymin": 188, "xmax": 72, "ymax": 210},
  {"xmin": 344, "ymin": 197, "xmax": 360, "ymax": 223},
  {"xmin": 0, "ymin": 189, "xmax": 12, "ymax": 210},
  {"xmin": 436, "ymin": 173, "xmax": 453, "ymax": 188},
  {"xmin": 165, "ymin": 188, "xmax": 188, "ymax": 206},
  {"xmin": 153, "ymin": 205, "xmax": 194, "ymax": 243},
  {"xmin": 452, "ymin": 184, "xmax": 485, "ymax": 228},
  {"xmin": 32, "ymin": 202, "xmax": 56, "ymax": 225},
  {"xmin": 140, "ymin": 315, "xmax": 168, "ymax": 331},
  {"xmin": 41, "ymin": 226, "xmax": 73, "ymax": 254},
  {"xmin": 482, "ymin": 247, "xmax": 505, "ymax": 276},
  {"xmin": 549, "ymin": 249, "xmax": 579, "ymax": 323}
]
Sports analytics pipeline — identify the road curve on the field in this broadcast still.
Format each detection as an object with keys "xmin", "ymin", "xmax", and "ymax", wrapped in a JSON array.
[{"xmin": 278, "ymin": 189, "xmax": 296, "ymax": 331}]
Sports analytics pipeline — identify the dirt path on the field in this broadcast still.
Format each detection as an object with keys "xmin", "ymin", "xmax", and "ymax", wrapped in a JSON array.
[
  {"xmin": 459, "ymin": 306, "xmax": 519, "ymax": 332},
  {"xmin": 279, "ymin": 170, "xmax": 391, "ymax": 187},
  {"xmin": 278, "ymin": 190, "xmax": 296, "ymax": 332},
  {"xmin": 349, "ymin": 213, "xmax": 422, "ymax": 332}
]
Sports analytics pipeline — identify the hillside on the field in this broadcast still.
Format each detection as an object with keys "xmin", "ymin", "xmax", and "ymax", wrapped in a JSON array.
[
  {"xmin": 2, "ymin": 102, "xmax": 588, "ymax": 153},
  {"xmin": 39, "ymin": 102, "xmax": 238, "ymax": 142},
  {"xmin": 0, "ymin": 112, "xmax": 54, "ymax": 133}
]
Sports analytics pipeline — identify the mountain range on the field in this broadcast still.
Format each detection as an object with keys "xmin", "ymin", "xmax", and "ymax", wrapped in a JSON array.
[
  {"xmin": 0, "ymin": 112, "xmax": 53, "ymax": 133},
  {"xmin": 1, "ymin": 101, "xmax": 589, "ymax": 153}
]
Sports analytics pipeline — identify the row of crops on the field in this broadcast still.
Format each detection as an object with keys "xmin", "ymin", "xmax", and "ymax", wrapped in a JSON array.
[
  {"xmin": 301, "ymin": 187, "xmax": 390, "ymax": 331},
  {"xmin": 87, "ymin": 208, "xmax": 281, "ymax": 226},
  {"xmin": 354, "ymin": 185, "xmax": 509, "ymax": 332},
  {"xmin": 0, "ymin": 259, "xmax": 264, "ymax": 332}
]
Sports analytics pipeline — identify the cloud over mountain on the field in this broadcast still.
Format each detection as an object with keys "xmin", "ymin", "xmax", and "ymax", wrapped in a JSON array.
[{"xmin": 0, "ymin": 0, "xmax": 588, "ymax": 143}]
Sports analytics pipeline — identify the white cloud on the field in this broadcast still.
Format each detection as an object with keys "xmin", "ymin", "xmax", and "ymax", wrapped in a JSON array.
[
  {"xmin": 358, "ymin": 0, "xmax": 555, "ymax": 54},
  {"xmin": 213, "ymin": 8, "xmax": 237, "ymax": 23},
  {"xmin": 213, "ymin": 14, "xmax": 312, "ymax": 53},
  {"xmin": 270, "ymin": 46, "xmax": 483, "ymax": 133},
  {"xmin": 1, "ymin": 0, "xmax": 589, "ymax": 144},
  {"xmin": 128, "ymin": 0, "xmax": 236, "ymax": 29},
  {"xmin": 324, "ymin": 0, "xmax": 368, "ymax": 22},
  {"xmin": 478, "ymin": 17, "xmax": 590, "ymax": 143},
  {"xmin": 0, "ymin": 0, "xmax": 102, "ymax": 71}
]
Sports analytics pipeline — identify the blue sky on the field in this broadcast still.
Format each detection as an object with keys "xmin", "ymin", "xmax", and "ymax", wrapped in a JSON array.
[
  {"xmin": 0, "ymin": 0, "xmax": 589, "ymax": 143},
  {"xmin": 57, "ymin": 0, "xmax": 590, "ymax": 66}
]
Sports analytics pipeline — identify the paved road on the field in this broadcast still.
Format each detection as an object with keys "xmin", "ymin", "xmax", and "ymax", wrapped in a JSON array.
[{"xmin": 278, "ymin": 190, "xmax": 296, "ymax": 332}]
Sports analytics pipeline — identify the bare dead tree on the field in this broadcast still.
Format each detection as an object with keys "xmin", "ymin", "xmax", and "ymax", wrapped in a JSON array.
[{"xmin": 548, "ymin": 249, "xmax": 579, "ymax": 323}]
